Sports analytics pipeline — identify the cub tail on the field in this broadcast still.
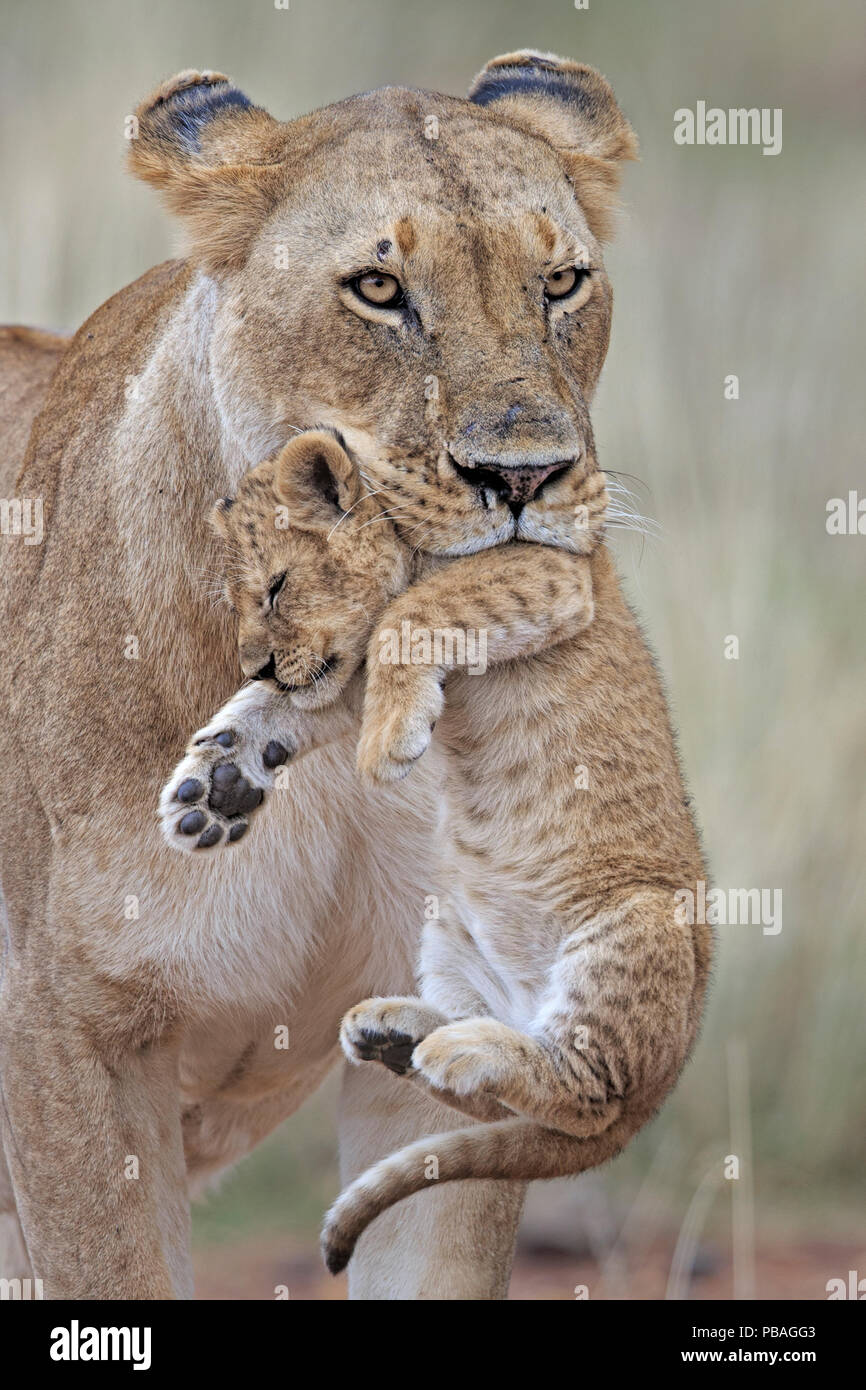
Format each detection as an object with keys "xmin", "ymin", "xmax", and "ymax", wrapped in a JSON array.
[{"xmin": 321, "ymin": 1115, "xmax": 626, "ymax": 1276}]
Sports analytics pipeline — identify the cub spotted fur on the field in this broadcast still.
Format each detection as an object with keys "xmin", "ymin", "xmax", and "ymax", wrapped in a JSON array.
[{"xmin": 160, "ymin": 430, "xmax": 709, "ymax": 1277}]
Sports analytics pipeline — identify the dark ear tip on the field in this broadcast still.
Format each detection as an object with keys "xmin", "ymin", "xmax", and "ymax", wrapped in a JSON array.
[
  {"xmin": 468, "ymin": 50, "xmax": 560, "ymax": 99},
  {"xmin": 141, "ymin": 69, "xmax": 232, "ymax": 115},
  {"xmin": 468, "ymin": 51, "xmax": 636, "ymax": 173},
  {"xmin": 308, "ymin": 424, "xmax": 351, "ymax": 456},
  {"xmin": 134, "ymin": 70, "xmax": 256, "ymax": 154}
]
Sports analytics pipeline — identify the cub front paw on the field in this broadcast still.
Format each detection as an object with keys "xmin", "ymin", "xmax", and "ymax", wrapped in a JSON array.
[
  {"xmin": 340, "ymin": 997, "xmax": 449, "ymax": 1075},
  {"xmin": 356, "ymin": 671, "xmax": 444, "ymax": 782},
  {"xmin": 159, "ymin": 723, "xmax": 292, "ymax": 853}
]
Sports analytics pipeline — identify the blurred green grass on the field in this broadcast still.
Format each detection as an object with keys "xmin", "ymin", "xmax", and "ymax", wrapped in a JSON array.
[
  {"xmin": 192, "ymin": 1075, "xmax": 341, "ymax": 1245},
  {"xmin": 2, "ymin": 0, "xmax": 863, "ymax": 1264}
]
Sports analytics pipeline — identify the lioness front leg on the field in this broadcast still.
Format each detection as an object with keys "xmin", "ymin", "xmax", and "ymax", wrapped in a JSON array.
[
  {"xmin": 160, "ymin": 678, "xmax": 357, "ymax": 851},
  {"xmin": 357, "ymin": 545, "xmax": 594, "ymax": 781},
  {"xmin": 1, "ymin": 960, "xmax": 192, "ymax": 1299}
]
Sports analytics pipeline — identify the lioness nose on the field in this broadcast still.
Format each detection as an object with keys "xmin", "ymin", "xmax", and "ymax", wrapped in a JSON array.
[{"xmin": 452, "ymin": 455, "xmax": 574, "ymax": 514}]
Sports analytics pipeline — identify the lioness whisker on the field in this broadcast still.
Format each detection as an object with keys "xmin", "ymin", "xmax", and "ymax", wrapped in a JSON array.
[
  {"xmin": 355, "ymin": 506, "xmax": 413, "ymax": 531},
  {"xmin": 327, "ymin": 486, "xmax": 393, "ymax": 540}
]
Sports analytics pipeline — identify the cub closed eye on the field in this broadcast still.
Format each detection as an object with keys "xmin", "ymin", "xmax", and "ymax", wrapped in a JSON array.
[
  {"xmin": 544, "ymin": 267, "xmax": 590, "ymax": 301},
  {"xmin": 349, "ymin": 271, "xmax": 404, "ymax": 308},
  {"xmin": 266, "ymin": 572, "xmax": 287, "ymax": 608}
]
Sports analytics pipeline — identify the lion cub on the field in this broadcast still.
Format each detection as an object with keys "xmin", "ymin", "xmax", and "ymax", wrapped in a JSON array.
[
  {"xmin": 160, "ymin": 430, "xmax": 708, "ymax": 1279},
  {"xmin": 161, "ymin": 429, "xmax": 601, "ymax": 849}
]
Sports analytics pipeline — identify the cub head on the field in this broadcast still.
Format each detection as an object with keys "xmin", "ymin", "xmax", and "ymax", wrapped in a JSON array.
[
  {"xmin": 210, "ymin": 430, "xmax": 410, "ymax": 709},
  {"xmin": 132, "ymin": 55, "xmax": 636, "ymax": 559}
]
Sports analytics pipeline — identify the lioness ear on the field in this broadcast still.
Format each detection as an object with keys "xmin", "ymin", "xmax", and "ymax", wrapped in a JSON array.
[
  {"xmin": 273, "ymin": 431, "xmax": 362, "ymax": 533},
  {"xmin": 468, "ymin": 51, "xmax": 638, "ymax": 241},
  {"xmin": 128, "ymin": 70, "xmax": 286, "ymax": 273}
]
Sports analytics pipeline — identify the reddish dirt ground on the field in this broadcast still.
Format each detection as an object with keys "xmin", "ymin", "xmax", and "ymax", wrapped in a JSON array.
[{"xmin": 192, "ymin": 1237, "xmax": 865, "ymax": 1301}]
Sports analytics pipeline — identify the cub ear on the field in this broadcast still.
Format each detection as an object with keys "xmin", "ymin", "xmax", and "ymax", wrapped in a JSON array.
[
  {"xmin": 468, "ymin": 51, "xmax": 638, "ymax": 241},
  {"xmin": 273, "ymin": 431, "xmax": 362, "ymax": 533},
  {"xmin": 209, "ymin": 495, "xmax": 236, "ymax": 541},
  {"xmin": 128, "ymin": 70, "xmax": 286, "ymax": 272}
]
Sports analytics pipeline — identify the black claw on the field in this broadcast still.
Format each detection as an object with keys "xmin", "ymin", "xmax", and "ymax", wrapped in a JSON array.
[
  {"xmin": 179, "ymin": 810, "xmax": 207, "ymax": 835},
  {"xmin": 196, "ymin": 824, "xmax": 223, "ymax": 848},
  {"xmin": 228, "ymin": 820, "xmax": 248, "ymax": 842},
  {"xmin": 176, "ymin": 778, "xmax": 204, "ymax": 804},
  {"xmin": 263, "ymin": 740, "xmax": 290, "ymax": 769}
]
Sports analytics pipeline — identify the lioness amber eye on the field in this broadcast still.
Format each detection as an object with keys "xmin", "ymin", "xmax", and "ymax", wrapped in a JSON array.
[
  {"xmin": 353, "ymin": 271, "xmax": 404, "ymax": 307},
  {"xmin": 545, "ymin": 267, "xmax": 583, "ymax": 299}
]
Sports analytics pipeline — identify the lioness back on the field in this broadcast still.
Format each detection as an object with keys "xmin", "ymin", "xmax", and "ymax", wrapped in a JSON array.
[{"xmin": 0, "ymin": 326, "xmax": 68, "ymax": 493}]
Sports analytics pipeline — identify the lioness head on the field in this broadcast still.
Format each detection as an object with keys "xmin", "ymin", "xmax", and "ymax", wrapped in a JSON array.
[
  {"xmin": 131, "ymin": 53, "xmax": 636, "ymax": 558},
  {"xmin": 210, "ymin": 430, "xmax": 411, "ymax": 708}
]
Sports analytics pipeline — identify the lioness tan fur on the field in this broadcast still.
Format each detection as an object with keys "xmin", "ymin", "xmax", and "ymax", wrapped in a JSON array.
[
  {"xmin": 156, "ymin": 431, "xmax": 707, "ymax": 1274},
  {"xmin": 0, "ymin": 54, "xmax": 702, "ymax": 1300}
]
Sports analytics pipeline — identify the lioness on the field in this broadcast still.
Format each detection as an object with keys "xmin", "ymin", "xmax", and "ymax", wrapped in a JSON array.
[
  {"xmin": 158, "ymin": 429, "xmax": 707, "ymax": 1275},
  {"xmin": 0, "ymin": 54, "xmax": 696, "ymax": 1300}
]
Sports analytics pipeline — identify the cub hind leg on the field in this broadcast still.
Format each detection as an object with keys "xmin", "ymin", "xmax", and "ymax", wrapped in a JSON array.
[{"xmin": 409, "ymin": 887, "xmax": 704, "ymax": 1138}]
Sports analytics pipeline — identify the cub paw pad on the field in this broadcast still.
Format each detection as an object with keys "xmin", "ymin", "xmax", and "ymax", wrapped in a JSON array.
[
  {"xmin": 207, "ymin": 763, "xmax": 263, "ymax": 817},
  {"xmin": 355, "ymin": 1028, "xmax": 416, "ymax": 1075},
  {"xmin": 263, "ymin": 740, "xmax": 290, "ymax": 769},
  {"xmin": 176, "ymin": 778, "xmax": 204, "ymax": 803},
  {"xmin": 197, "ymin": 824, "xmax": 223, "ymax": 848}
]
